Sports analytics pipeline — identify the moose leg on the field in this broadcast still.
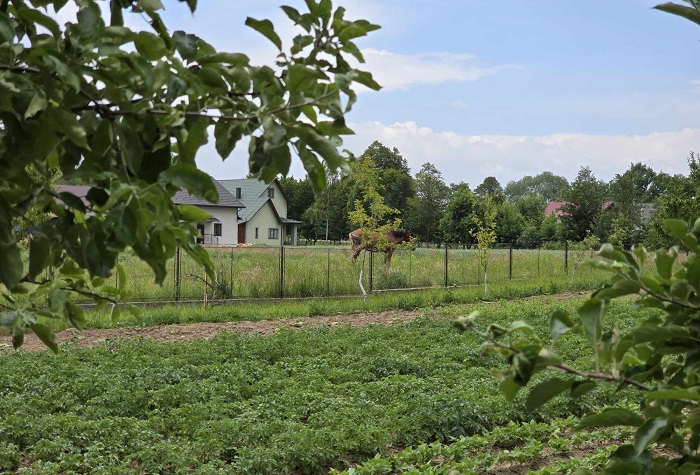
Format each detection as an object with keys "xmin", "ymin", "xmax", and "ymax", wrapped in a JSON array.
[{"xmin": 385, "ymin": 248, "xmax": 394, "ymax": 266}]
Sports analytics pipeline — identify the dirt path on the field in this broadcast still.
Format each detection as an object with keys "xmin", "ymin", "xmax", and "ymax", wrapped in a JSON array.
[
  {"xmin": 0, "ymin": 309, "xmax": 438, "ymax": 352},
  {"xmin": 0, "ymin": 291, "xmax": 586, "ymax": 353}
]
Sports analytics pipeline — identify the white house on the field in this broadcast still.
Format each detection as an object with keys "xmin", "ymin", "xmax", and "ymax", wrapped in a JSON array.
[
  {"xmin": 219, "ymin": 178, "xmax": 301, "ymax": 246},
  {"xmin": 172, "ymin": 180, "xmax": 245, "ymax": 246}
]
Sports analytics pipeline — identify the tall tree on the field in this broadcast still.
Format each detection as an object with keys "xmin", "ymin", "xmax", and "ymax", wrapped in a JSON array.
[
  {"xmin": 561, "ymin": 167, "xmax": 607, "ymax": 241},
  {"xmin": 475, "ymin": 176, "xmax": 505, "ymax": 201},
  {"xmin": 440, "ymin": 183, "xmax": 478, "ymax": 245},
  {"xmin": 360, "ymin": 141, "xmax": 415, "ymax": 217},
  {"xmin": 406, "ymin": 162, "xmax": 450, "ymax": 242},
  {"xmin": 0, "ymin": 0, "xmax": 380, "ymax": 348},
  {"xmin": 505, "ymin": 172, "xmax": 570, "ymax": 202}
]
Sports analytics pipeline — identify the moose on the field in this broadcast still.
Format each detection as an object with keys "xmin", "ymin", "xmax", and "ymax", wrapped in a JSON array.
[{"xmin": 349, "ymin": 229, "xmax": 414, "ymax": 265}]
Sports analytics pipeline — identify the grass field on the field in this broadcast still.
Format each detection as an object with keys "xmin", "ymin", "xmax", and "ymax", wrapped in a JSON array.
[
  {"xmin": 115, "ymin": 245, "xmax": 606, "ymax": 302},
  {"xmin": 0, "ymin": 295, "xmax": 655, "ymax": 474}
]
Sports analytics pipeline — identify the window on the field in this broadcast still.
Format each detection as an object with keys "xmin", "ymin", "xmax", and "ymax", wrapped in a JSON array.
[
  {"xmin": 267, "ymin": 187, "xmax": 274, "ymax": 198},
  {"xmin": 255, "ymin": 227, "xmax": 259, "ymax": 239},
  {"xmin": 235, "ymin": 187, "xmax": 241, "ymax": 199},
  {"xmin": 268, "ymin": 228, "xmax": 279, "ymax": 239},
  {"xmin": 214, "ymin": 223, "xmax": 222, "ymax": 236}
]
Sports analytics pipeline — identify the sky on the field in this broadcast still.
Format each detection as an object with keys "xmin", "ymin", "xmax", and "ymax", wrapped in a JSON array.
[{"xmin": 150, "ymin": 1, "xmax": 699, "ymax": 187}]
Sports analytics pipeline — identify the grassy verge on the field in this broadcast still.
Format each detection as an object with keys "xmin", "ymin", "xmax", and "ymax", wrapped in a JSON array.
[
  {"xmin": 1, "ymin": 297, "xmax": 656, "ymax": 474},
  {"xmin": 38, "ymin": 274, "xmax": 611, "ymax": 331}
]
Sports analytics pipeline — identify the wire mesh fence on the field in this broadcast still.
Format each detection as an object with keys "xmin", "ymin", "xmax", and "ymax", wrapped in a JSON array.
[{"xmin": 106, "ymin": 241, "xmax": 615, "ymax": 303}]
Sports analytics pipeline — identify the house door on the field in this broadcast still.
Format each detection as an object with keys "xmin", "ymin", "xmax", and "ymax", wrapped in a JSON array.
[{"xmin": 237, "ymin": 223, "xmax": 246, "ymax": 243}]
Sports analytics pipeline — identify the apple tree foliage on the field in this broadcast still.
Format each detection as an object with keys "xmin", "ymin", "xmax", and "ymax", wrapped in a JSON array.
[{"xmin": 0, "ymin": 0, "xmax": 380, "ymax": 350}]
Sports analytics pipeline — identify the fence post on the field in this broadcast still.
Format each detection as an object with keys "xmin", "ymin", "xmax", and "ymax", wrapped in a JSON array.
[
  {"xmin": 538, "ymin": 246, "xmax": 541, "ymax": 277},
  {"xmin": 280, "ymin": 246, "xmax": 285, "ymax": 299},
  {"xmin": 564, "ymin": 241, "xmax": 569, "ymax": 275},
  {"xmin": 326, "ymin": 248, "xmax": 330, "ymax": 296},
  {"xmin": 409, "ymin": 250, "xmax": 412, "ymax": 287},
  {"xmin": 175, "ymin": 246, "xmax": 181, "ymax": 301},
  {"xmin": 369, "ymin": 250, "xmax": 373, "ymax": 293},
  {"xmin": 230, "ymin": 247, "xmax": 234, "ymax": 298},
  {"xmin": 509, "ymin": 242, "xmax": 513, "ymax": 280},
  {"xmin": 444, "ymin": 243, "xmax": 448, "ymax": 288}
]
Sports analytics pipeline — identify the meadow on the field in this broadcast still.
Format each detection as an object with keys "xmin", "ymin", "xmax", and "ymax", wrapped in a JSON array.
[
  {"xmin": 0, "ymin": 295, "xmax": 654, "ymax": 474},
  {"xmin": 116, "ymin": 244, "xmax": 606, "ymax": 302}
]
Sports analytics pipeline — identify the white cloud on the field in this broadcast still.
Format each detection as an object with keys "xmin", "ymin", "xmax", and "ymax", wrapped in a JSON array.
[
  {"xmin": 196, "ymin": 121, "xmax": 700, "ymax": 187},
  {"xmin": 341, "ymin": 122, "xmax": 700, "ymax": 185},
  {"xmin": 360, "ymin": 49, "xmax": 520, "ymax": 92}
]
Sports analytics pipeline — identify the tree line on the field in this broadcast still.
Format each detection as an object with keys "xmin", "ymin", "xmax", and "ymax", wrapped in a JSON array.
[{"xmin": 280, "ymin": 141, "xmax": 700, "ymax": 248}]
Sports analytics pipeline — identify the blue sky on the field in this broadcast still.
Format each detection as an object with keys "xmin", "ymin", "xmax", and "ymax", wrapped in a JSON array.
[{"xmin": 154, "ymin": 1, "xmax": 700, "ymax": 187}]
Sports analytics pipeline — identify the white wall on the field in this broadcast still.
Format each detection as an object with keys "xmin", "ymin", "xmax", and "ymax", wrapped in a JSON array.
[
  {"xmin": 201, "ymin": 206, "xmax": 239, "ymax": 246},
  {"xmin": 269, "ymin": 181, "xmax": 288, "ymax": 219},
  {"xmin": 246, "ymin": 202, "xmax": 282, "ymax": 245}
]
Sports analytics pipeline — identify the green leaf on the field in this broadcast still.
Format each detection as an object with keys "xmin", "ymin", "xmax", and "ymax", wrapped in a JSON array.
[
  {"xmin": 550, "ymin": 310, "xmax": 576, "ymax": 341},
  {"xmin": 116, "ymin": 263, "xmax": 127, "ymax": 292},
  {"xmin": 570, "ymin": 381, "xmax": 597, "ymax": 399},
  {"xmin": 350, "ymin": 70, "xmax": 381, "ymax": 91},
  {"xmin": 24, "ymin": 92, "xmax": 47, "ymax": 119},
  {"xmin": 173, "ymin": 30, "xmax": 198, "ymax": 61},
  {"xmin": 634, "ymin": 417, "xmax": 669, "ymax": 456},
  {"xmin": 214, "ymin": 120, "xmax": 245, "ymax": 159},
  {"xmin": 28, "ymin": 235, "xmax": 50, "ymax": 280},
  {"xmin": 137, "ymin": 0, "xmax": 164, "ymax": 11},
  {"xmin": 655, "ymin": 249, "xmax": 675, "ymax": 280},
  {"xmin": 646, "ymin": 388, "xmax": 700, "ymax": 402},
  {"xmin": 134, "ymin": 31, "xmax": 168, "ymax": 61},
  {"xmin": 16, "ymin": 6, "xmax": 60, "ymax": 37},
  {"xmin": 245, "ymin": 17, "xmax": 282, "ymax": 50},
  {"xmin": 126, "ymin": 304, "xmax": 143, "ymax": 324},
  {"xmin": 58, "ymin": 191, "xmax": 87, "ymax": 213},
  {"xmin": 111, "ymin": 304, "xmax": 121, "ymax": 325},
  {"xmin": 199, "ymin": 52, "xmax": 249, "ymax": 66},
  {"xmin": 43, "ymin": 55, "xmax": 81, "ymax": 92},
  {"xmin": 11, "ymin": 328, "xmax": 23, "ymax": 349},
  {"xmin": 578, "ymin": 298, "xmax": 604, "ymax": 347},
  {"xmin": 177, "ymin": 204, "xmax": 212, "ymax": 223},
  {"xmin": 0, "ymin": 243, "xmax": 22, "ymax": 289},
  {"xmin": 578, "ymin": 408, "xmax": 644, "ymax": 429},
  {"xmin": 498, "ymin": 376, "xmax": 521, "ymax": 402},
  {"xmin": 65, "ymin": 301, "xmax": 85, "ymax": 329},
  {"xmin": 30, "ymin": 323, "xmax": 58, "ymax": 353},
  {"xmin": 525, "ymin": 378, "xmax": 572, "ymax": 411},
  {"xmin": 159, "ymin": 164, "xmax": 218, "ymax": 203},
  {"xmin": 654, "ymin": 2, "xmax": 700, "ymax": 26}
]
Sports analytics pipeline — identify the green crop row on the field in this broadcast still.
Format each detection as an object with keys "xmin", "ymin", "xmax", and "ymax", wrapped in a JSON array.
[
  {"xmin": 332, "ymin": 419, "xmax": 629, "ymax": 474},
  {"xmin": 0, "ymin": 297, "xmax": 656, "ymax": 474}
]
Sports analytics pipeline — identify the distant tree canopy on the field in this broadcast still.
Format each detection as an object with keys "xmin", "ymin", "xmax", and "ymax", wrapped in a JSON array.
[{"xmin": 505, "ymin": 172, "xmax": 570, "ymax": 202}]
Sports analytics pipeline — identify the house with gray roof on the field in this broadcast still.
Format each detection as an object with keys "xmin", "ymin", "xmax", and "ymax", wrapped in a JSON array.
[
  {"xmin": 172, "ymin": 180, "xmax": 245, "ymax": 246},
  {"xmin": 58, "ymin": 181, "xmax": 245, "ymax": 246},
  {"xmin": 219, "ymin": 178, "xmax": 301, "ymax": 245}
]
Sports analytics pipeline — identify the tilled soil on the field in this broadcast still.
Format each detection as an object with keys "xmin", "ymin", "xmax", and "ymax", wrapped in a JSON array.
[{"xmin": 0, "ymin": 309, "xmax": 436, "ymax": 352}]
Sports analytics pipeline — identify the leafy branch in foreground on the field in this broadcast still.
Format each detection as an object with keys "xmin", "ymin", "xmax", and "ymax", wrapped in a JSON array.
[
  {"xmin": 0, "ymin": 0, "xmax": 380, "ymax": 350},
  {"xmin": 459, "ymin": 217, "xmax": 700, "ymax": 474}
]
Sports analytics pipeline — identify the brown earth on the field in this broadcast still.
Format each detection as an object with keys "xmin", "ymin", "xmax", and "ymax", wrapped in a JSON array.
[
  {"xmin": 0, "ymin": 291, "xmax": 587, "ymax": 353},
  {"xmin": 0, "ymin": 309, "xmax": 436, "ymax": 353}
]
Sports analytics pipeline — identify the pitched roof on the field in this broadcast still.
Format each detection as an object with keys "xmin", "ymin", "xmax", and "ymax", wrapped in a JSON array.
[
  {"xmin": 219, "ymin": 178, "xmax": 282, "ymax": 222},
  {"xmin": 172, "ymin": 180, "xmax": 244, "ymax": 208}
]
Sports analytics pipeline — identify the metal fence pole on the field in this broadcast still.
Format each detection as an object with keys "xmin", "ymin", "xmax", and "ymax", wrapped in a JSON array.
[
  {"xmin": 326, "ymin": 248, "xmax": 330, "ymax": 296},
  {"xmin": 230, "ymin": 247, "xmax": 234, "ymax": 298},
  {"xmin": 369, "ymin": 250, "xmax": 374, "ymax": 292},
  {"xmin": 538, "ymin": 246, "xmax": 541, "ymax": 277},
  {"xmin": 444, "ymin": 244, "xmax": 448, "ymax": 288},
  {"xmin": 280, "ymin": 246, "xmax": 285, "ymax": 299},
  {"xmin": 564, "ymin": 241, "xmax": 569, "ymax": 275},
  {"xmin": 175, "ymin": 246, "xmax": 181, "ymax": 301},
  {"xmin": 509, "ymin": 242, "xmax": 513, "ymax": 280},
  {"xmin": 409, "ymin": 250, "xmax": 412, "ymax": 287}
]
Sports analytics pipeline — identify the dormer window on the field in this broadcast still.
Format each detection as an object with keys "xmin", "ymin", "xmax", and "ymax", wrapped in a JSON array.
[
  {"xmin": 235, "ymin": 187, "xmax": 242, "ymax": 199},
  {"xmin": 267, "ymin": 188, "xmax": 274, "ymax": 198}
]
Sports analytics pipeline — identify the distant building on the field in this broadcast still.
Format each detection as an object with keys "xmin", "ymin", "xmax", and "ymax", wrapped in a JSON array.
[
  {"xmin": 640, "ymin": 203, "xmax": 656, "ymax": 224},
  {"xmin": 57, "ymin": 181, "xmax": 246, "ymax": 246},
  {"xmin": 219, "ymin": 178, "xmax": 301, "ymax": 246},
  {"xmin": 544, "ymin": 201, "xmax": 615, "ymax": 217}
]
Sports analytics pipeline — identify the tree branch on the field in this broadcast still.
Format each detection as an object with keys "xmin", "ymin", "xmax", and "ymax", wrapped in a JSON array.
[
  {"xmin": 469, "ymin": 325, "xmax": 652, "ymax": 392},
  {"xmin": 21, "ymin": 278, "xmax": 119, "ymax": 306}
]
